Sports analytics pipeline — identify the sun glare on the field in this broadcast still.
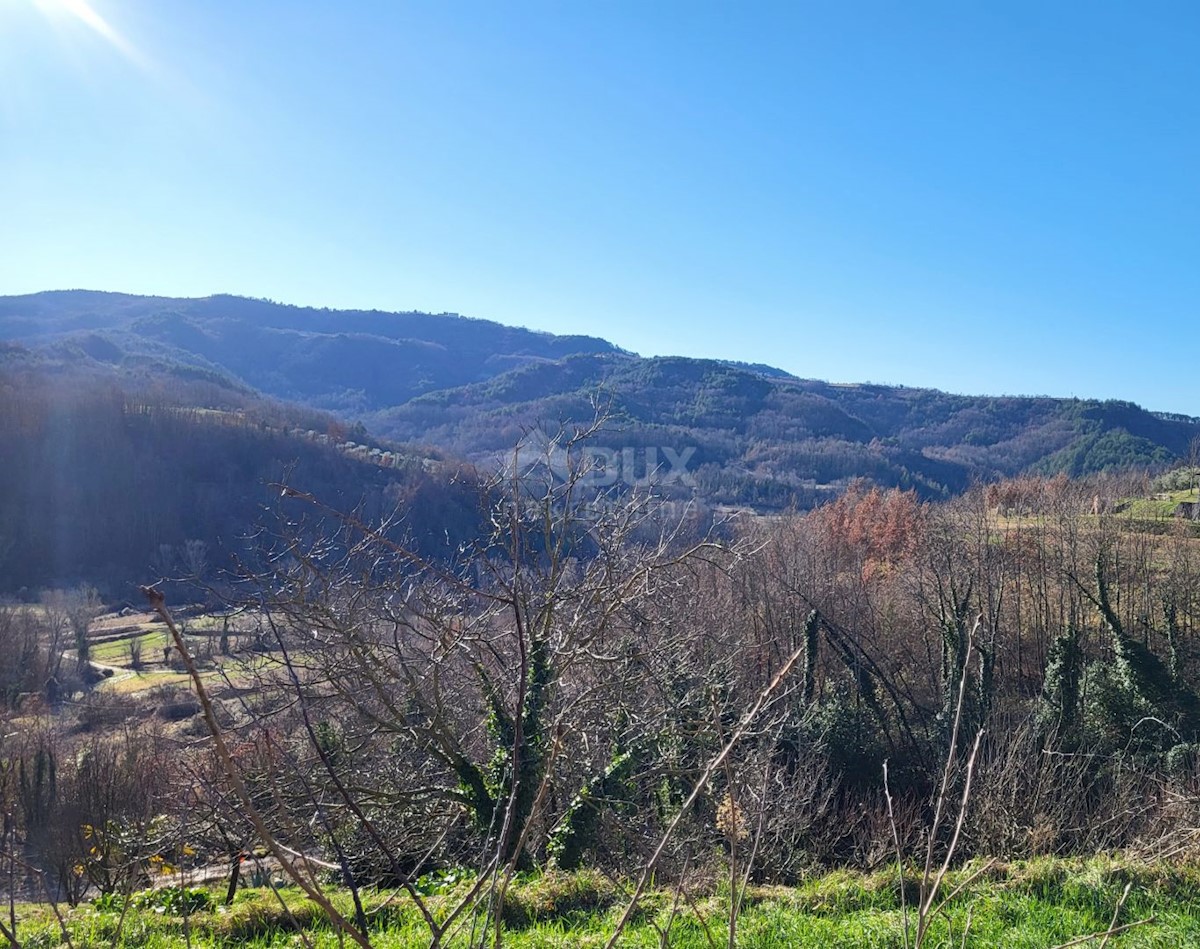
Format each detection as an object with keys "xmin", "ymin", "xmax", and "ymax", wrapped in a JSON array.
[{"xmin": 31, "ymin": 0, "xmax": 147, "ymax": 69}]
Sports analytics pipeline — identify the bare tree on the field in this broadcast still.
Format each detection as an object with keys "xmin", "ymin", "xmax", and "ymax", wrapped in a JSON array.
[
  {"xmin": 42, "ymin": 586, "xmax": 102, "ymax": 666},
  {"xmin": 157, "ymin": 418, "xmax": 741, "ymax": 944}
]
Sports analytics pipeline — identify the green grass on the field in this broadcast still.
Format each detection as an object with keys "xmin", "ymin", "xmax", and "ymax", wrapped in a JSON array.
[
  {"xmin": 89, "ymin": 630, "xmax": 171, "ymax": 664},
  {"xmin": 99, "ymin": 670, "xmax": 202, "ymax": 694},
  {"xmin": 1120, "ymin": 488, "xmax": 1199, "ymax": 520},
  {"xmin": 8, "ymin": 857, "xmax": 1200, "ymax": 947}
]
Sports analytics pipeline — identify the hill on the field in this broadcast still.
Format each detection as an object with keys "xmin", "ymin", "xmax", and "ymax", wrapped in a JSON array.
[
  {"xmin": 0, "ymin": 290, "xmax": 619, "ymax": 414},
  {"xmin": 371, "ymin": 353, "xmax": 1198, "ymax": 507},
  {"xmin": 2, "ymin": 290, "xmax": 1198, "ymax": 511},
  {"xmin": 0, "ymin": 344, "xmax": 483, "ymax": 595}
]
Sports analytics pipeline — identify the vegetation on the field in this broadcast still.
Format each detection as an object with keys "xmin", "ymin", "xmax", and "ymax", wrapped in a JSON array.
[
  {"xmin": 6, "ymin": 858, "xmax": 1200, "ymax": 947},
  {"xmin": 0, "ymin": 290, "xmax": 617, "ymax": 414},
  {"xmin": 4, "ymin": 292, "xmax": 1200, "ymax": 522},
  {"xmin": 7, "ymin": 297, "xmax": 1200, "ymax": 943},
  {"xmin": 6, "ymin": 441, "xmax": 1200, "ymax": 943},
  {"xmin": 375, "ymin": 355, "xmax": 1200, "ymax": 508},
  {"xmin": 0, "ymin": 346, "xmax": 484, "ymax": 593}
]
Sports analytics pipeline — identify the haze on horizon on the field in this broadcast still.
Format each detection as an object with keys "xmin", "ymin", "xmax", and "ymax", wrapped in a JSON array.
[{"xmin": 2, "ymin": 1, "xmax": 1198, "ymax": 414}]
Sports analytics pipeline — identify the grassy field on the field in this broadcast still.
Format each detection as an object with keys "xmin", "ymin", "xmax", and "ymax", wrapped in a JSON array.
[
  {"xmin": 89, "ymin": 631, "xmax": 171, "ymax": 665},
  {"xmin": 99, "ymin": 669, "xmax": 202, "ymax": 694},
  {"xmin": 81, "ymin": 608, "xmax": 254, "ymax": 699},
  {"xmin": 9, "ymin": 857, "xmax": 1200, "ymax": 947},
  {"xmin": 1120, "ymin": 488, "xmax": 1200, "ymax": 520}
]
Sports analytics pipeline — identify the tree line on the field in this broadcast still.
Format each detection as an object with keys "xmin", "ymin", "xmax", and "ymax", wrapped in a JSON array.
[
  {"xmin": 0, "ymin": 361, "xmax": 484, "ymax": 594},
  {"xmin": 2, "ymin": 433, "xmax": 1200, "ymax": 942}
]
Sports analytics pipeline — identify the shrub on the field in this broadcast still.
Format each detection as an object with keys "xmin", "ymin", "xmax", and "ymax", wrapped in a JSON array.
[{"xmin": 132, "ymin": 885, "xmax": 214, "ymax": 915}]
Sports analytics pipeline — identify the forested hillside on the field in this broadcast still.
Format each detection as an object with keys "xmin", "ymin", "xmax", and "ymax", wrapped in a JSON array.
[
  {"xmin": 0, "ymin": 290, "xmax": 618, "ymax": 413},
  {"xmin": 6, "ymin": 295, "xmax": 1200, "ymax": 945},
  {"xmin": 373, "ymin": 353, "xmax": 1198, "ymax": 507},
  {"xmin": 0, "ymin": 345, "xmax": 483, "ymax": 594},
  {"xmin": 3, "ymin": 290, "xmax": 1199, "ymax": 515}
]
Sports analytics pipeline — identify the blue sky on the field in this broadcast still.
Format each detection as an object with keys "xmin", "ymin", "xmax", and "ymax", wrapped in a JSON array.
[{"xmin": 2, "ymin": 1, "xmax": 1198, "ymax": 412}]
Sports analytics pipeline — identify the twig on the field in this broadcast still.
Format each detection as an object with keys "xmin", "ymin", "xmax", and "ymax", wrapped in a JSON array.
[
  {"xmin": 883, "ymin": 760, "xmax": 911, "ymax": 949},
  {"xmin": 914, "ymin": 616, "xmax": 984, "ymax": 947},
  {"xmin": 251, "ymin": 854, "xmax": 316, "ymax": 949},
  {"xmin": 4, "ymin": 817, "xmax": 17, "ymax": 949},
  {"xmin": 930, "ymin": 856, "xmax": 996, "ymax": 922},
  {"xmin": 678, "ymin": 880, "xmax": 720, "ymax": 949},
  {"xmin": 1099, "ymin": 882, "xmax": 1132, "ymax": 949},
  {"xmin": 652, "ymin": 853, "xmax": 692, "ymax": 949},
  {"xmin": 732, "ymin": 755, "xmax": 773, "ymax": 942},
  {"xmin": 923, "ymin": 730, "xmax": 986, "ymax": 926},
  {"xmin": 10, "ymin": 855, "xmax": 73, "ymax": 949},
  {"xmin": 602, "ymin": 621, "xmax": 816, "ymax": 949},
  {"xmin": 141, "ymin": 586, "xmax": 373, "ymax": 949},
  {"xmin": 1051, "ymin": 918, "xmax": 1154, "ymax": 948}
]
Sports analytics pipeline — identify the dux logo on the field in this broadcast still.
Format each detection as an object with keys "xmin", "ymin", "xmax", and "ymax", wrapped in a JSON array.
[{"xmin": 506, "ymin": 431, "xmax": 696, "ymax": 488}]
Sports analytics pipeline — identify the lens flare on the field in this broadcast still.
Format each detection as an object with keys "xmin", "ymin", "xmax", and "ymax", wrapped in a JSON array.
[{"xmin": 33, "ymin": 0, "xmax": 148, "ymax": 70}]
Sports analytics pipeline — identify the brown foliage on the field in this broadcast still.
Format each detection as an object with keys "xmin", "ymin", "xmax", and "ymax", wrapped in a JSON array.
[{"xmin": 809, "ymin": 481, "xmax": 926, "ymax": 581}]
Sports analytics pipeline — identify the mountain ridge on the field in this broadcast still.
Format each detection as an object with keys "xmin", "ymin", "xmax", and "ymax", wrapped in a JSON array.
[{"xmin": 3, "ymin": 290, "xmax": 1198, "ymax": 511}]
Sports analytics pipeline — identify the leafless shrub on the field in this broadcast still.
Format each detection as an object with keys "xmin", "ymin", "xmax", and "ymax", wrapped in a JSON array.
[
  {"xmin": 1127, "ymin": 763, "xmax": 1200, "ymax": 861},
  {"xmin": 157, "ymin": 699, "xmax": 201, "ymax": 723},
  {"xmin": 735, "ymin": 740, "xmax": 843, "ymax": 880},
  {"xmin": 79, "ymin": 441, "xmax": 1200, "ymax": 946},
  {"xmin": 74, "ymin": 691, "xmax": 140, "ymax": 733},
  {"xmin": 965, "ymin": 719, "xmax": 1160, "ymax": 858},
  {"xmin": 852, "ymin": 790, "xmax": 925, "ymax": 871},
  {"xmin": 127, "ymin": 636, "xmax": 143, "ymax": 670}
]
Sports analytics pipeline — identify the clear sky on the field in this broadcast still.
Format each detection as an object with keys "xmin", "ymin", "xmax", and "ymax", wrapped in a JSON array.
[{"xmin": 2, "ymin": 1, "xmax": 1199, "ymax": 413}]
